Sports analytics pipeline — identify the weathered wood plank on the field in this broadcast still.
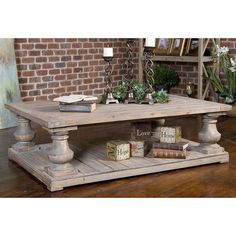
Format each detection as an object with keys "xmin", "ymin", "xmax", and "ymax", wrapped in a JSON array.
[{"xmin": 5, "ymin": 95, "xmax": 232, "ymax": 128}]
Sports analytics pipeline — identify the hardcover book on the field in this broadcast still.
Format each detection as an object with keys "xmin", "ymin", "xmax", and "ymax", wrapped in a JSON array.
[
  {"xmin": 153, "ymin": 148, "xmax": 187, "ymax": 159},
  {"xmin": 153, "ymin": 142, "xmax": 189, "ymax": 151},
  {"xmin": 59, "ymin": 103, "xmax": 96, "ymax": 112}
]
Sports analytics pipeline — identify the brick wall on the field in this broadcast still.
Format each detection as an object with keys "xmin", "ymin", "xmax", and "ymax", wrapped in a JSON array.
[
  {"xmin": 15, "ymin": 38, "xmax": 139, "ymax": 101},
  {"xmin": 14, "ymin": 38, "xmax": 236, "ymax": 102}
]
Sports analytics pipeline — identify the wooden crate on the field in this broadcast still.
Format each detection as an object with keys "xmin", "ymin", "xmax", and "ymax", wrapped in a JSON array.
[
  {"xmin": 107, "ymin": 140, "xmax": 130, "ymax": 161},
  {"xmin": 129, "ymin": 140, "xmax": 151, "ymax": 157},
  {"xmin": 154, "ymin": 126, "xmax": 182, "ymax": 143},
  {"xmin": 131, "ymin": 122, "xmax": 152, "ymax": 141}
]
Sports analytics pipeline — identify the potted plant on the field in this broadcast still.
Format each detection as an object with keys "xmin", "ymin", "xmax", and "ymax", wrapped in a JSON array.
[
  {"xmin": 131, "ymin": 81, "xmax": 146, "ymax": 103},
  {"xmin": 206, "ymin": 45, "xmax": 236, "ymax": 116},
  {"xmin": 152, "ymin": 89, "xmax": 169, "ymax": 103},
  {"xmin": 153, "ymin": 65, "xmax": 180, "ymax": 92},
  {"xmin": 112, "ymin": 83, "xmax": 128, "ymax": 103}
]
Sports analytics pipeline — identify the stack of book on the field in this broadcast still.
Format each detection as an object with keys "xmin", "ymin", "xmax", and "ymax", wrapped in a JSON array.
[
  {"xmin": 53, "ymin": 95, "xmax": 98, "ymax": 112},
  {"xmin": 153, "ymin": 142, "xmax": 189, "ymax": 159}
]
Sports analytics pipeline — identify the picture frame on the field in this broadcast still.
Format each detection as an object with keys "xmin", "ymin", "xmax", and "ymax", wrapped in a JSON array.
[
  {"xmin": 185, "ymin": 38, "xmax": 198, "ymax": 56},
  {"xmin": 185, "ymin": 38, "xmax": 192, "ymax": 55},
  {"xmin": 154, "ymin": 38, "xmax": 172, "ymax": 55},
  {"xmin": 169, "ymin": 38, "xmax": 186, "ymax": 56}
]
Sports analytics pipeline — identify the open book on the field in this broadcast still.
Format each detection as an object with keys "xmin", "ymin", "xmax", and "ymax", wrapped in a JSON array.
[{"xmin": 53, "ymin": 95, "xmax": 98, "ymax": 104}]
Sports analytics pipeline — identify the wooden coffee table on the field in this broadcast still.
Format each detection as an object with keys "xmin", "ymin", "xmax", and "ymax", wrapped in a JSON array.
[{"xmin": 6, "ymin": 95, "xmax": 232, "ymax": 191}]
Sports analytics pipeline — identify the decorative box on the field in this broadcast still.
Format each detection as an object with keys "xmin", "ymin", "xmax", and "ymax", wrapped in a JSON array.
[
  {"xmin": 154, "ymin": 126, "xmax": 182, "ymax": 143},
  {"xmin": 131, "ymin": 122, "xmax": 152, "ymax": 141},
  {"xmin": 106, "ymin": 140, "xmax": 130, "ymax": 161},
  {"xmin": 129, "ymin": 140, "xmax": 151, "ymax": 157}
]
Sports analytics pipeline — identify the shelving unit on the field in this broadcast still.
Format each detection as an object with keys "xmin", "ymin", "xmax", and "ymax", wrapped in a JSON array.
[{"xmin": 138, "ymin": 38, "xmax": 220, "ymax": 100}]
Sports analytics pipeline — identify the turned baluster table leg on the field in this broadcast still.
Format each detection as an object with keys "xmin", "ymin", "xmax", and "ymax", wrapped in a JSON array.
[
  {"xmin": 12, "ymin": 116, "xmax": 35, "ymax": 152},
  {"xmin": 197, "ymin": 113, "xmax": 227, "ymax": 158},
  {"xmin": 198, "ymin": 114, "xmax": 221, "ymax": 144},
  {"xmin": 45, "ymin": 131, "xmax": 77, "ymax": 178}
]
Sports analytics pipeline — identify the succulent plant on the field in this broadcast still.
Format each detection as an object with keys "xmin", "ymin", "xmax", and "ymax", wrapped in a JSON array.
[{"xmin": 152, "ymin": 89, "xmax": 169, "ymax": 103}]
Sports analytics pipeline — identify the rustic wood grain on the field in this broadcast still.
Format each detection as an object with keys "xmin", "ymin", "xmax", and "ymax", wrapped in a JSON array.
[{"xmin": 5, "ymin": 95, "xmax": 232, "ymax": 128}]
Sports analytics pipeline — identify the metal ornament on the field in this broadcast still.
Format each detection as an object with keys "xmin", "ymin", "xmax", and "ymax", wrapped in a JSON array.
[
  {"xmin": 124, "ymin": 39, "xmax": 136, "ymax": 104},
  {"xmin": 140, "ymin": 46, "xmax": 155, "ymax": 104},
  {"xmin": 103, "ymin": 56, "xmax": 119, "ymax": 104}
]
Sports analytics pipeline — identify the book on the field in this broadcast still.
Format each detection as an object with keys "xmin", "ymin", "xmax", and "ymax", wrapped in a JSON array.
[
  {"xmin": 53, "ymin": 95, "xmax": 98, "ymax": 104},
  {"xmin": 153, "ymin": 148, "xmax": 186, "ymax": 159},
  {"xmin": 153, "ymin": 142, "xmax": 189, "ymax": 151},
  {"xmin": 59, "ymin": 103, "xmax": 96, "ymax": 112}
]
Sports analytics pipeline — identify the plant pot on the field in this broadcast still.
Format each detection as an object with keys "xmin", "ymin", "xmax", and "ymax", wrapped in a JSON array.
[
  {"xmin": 227, "ymin": 103, "xmax": 236, "ymax": 117},
  {"xmin": 154, "ymin": 84, "xmax": 169, "ymax": 93}
]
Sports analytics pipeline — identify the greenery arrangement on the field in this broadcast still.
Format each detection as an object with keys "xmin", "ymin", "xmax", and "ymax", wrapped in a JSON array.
[
  {"xmin": 112, "ymin": 83, "xmax": 128, "ymax": 103},
  {"xmin": 152, "ymin": 89, "xmax": 169, "ymax": 103},
  {"xmin": 131, "ymin": 82, "xmax": 146, "ymax": 102},
  {"xmin": 110, "ymin": 80, "xmax": 170, "ymax": 104},
  {"xmin": 153, "ymin": 65, "xmax": 180, "ymax": 91},
  {"xmin": 207, "ymin": 45, "xmax": 236, "ymax": 104}
]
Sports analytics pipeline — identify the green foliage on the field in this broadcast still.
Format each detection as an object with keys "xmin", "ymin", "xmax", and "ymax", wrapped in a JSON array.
[
  {"xmin": 152, "ymin": 89, "xmax": 169, "ymax": 103},
  {"xmin": 112, "ymin": 83, "xmax": 128, "ymax": 103},
  {"xmin": 153, "ymin": 65, "xmax": 180, "ymax": 87},
  {"xmin": 132, "ymin": 82, "xmax": 146, "ymax": 102},
  {"xmin": 207, "ymin": 47, "xmax": 236, "ymax": 104}
]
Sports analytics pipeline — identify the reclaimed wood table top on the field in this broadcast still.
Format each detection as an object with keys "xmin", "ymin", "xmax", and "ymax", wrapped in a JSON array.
[{"xmin": 6, "ymin": 95, "xmax": 232, "ymax": 129}]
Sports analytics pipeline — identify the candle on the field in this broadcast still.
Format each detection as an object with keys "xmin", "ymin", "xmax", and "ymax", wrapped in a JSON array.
[
  {"xmin": 144, "ymin": 38, "xmax": 156, "ymax": 47},
  {"xmin": 103, "ymin": 47, "xmax": 113, "ymax": 57}
]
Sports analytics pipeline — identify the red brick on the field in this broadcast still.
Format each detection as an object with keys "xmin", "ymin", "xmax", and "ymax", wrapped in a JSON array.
[
  {"xmin": 36, "ymin": 70, "xmax": 48, "ymax": 76},
  {"xmin": 79, "ymin": 85, "xmax": 88, "ymax": 90},
  {"xmin": 55, "ymin": 75, "xmax": 66, "ymax": 80},
  {"xmin": 42, "ymin": 63, "xmax": 54, "ymax": 69},
  {"xmin": 72, "ymin": 79, "xmax": 82, "ymax": 85},
  {"xmin": 83, "ymin": 43, "xmax": 93, "ymax": 48},
  {"xmin": 67, "ymin": 86, "xmax": 77, "ymax": 92},
  {"xmin": 22, "ymin": 44, "xmax": 34, "ymax": 50},
  {"xmin": 16, "ymin": 38, "xmax": 27, "ymax": 43},
  {"xmin": 22, "ymin": 71, "xmax": 35, "ymax": 77},
  {"xmin": 67, "ymin": 74, "xmax": 77, "ymax": 80},
  {"xmin": 22, "ymin": 57, "xmax": 35, "ymax": 63},
  {"xmin": 36, "ymin": 83, "xmax": 47, "ymax": 89},
  {"xmin": 89, "ymin": 84, "xmax": 98, "ymax": 89},
  {"xmin": 48, "ymin": 82, "xmax": 59, "ymax": 88},
  {"xmin": 79, "ymin": 61, "xmax": 88, "ymax": 67},
  {"xmin": 67, "ymin": 49, "xmax": 77, "ymax": 55},
  {"xmin": 36, "ymin": 57, "xmax": 47, "ymax": 63},
  {"xmin": 22, "ymin": 84, "xmax": 34, "ymax": 90},
  {"xmin": 49, "ymin": 69, "xmax": 60, "ymax": 75},
  {"xmin": 42, "ymin": 89, "xmax": 53, "ymax": 94},
  {"xmin": 49, "ymin": 57, "xmax": 60, "ymax": 62},
  {"xmin": 83, "ymin": 90, "xmax": 93, "ymax": 95},
  {"xmin": 36, "ymin": 96, "xmax": 48, "ymax": 101},
  {"xmin": 29, "ymin": 77, "xmax": 41, "ymax": 83},
  {"xmin": 35, "ymin": 44, "xmax": 47, "ymax": 49},
  {"xmin": 60, "ymin": 81, "xmax": 71, "ymax": 86},
  {"xmin": 41, "ymin": 38, "xmax": 54, "ymax": 42},
  {"xmin": 48, "ymin": 43, "xmax": 59, "ymax": 49},
  {"xmin": 28, "ymin": 38, "xmax": 40, "ymax": 43},
  {"xmin": 54, "ymin": 87, "xmax": 66, "ymax": 93}
]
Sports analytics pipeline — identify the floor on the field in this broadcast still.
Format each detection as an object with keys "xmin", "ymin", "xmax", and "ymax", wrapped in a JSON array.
[{"xmin": 1, "ymin": 115, "xmax": 236, "ymax": 197}]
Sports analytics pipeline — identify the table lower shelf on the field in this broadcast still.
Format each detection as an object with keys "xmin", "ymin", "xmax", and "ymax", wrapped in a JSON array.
[{"xmin": 8, "ymin": 141, "xmax": 229, "ymax": 192}]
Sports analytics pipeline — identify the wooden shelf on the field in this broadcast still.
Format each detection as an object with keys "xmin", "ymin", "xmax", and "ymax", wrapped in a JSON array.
[
  {"xmin": 150, "ymin": 56, "xmax": 213, "ymax": 63},
  {"xmin": 138, "ymin": 38, "xmax": 220, "ymax": 100}
]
